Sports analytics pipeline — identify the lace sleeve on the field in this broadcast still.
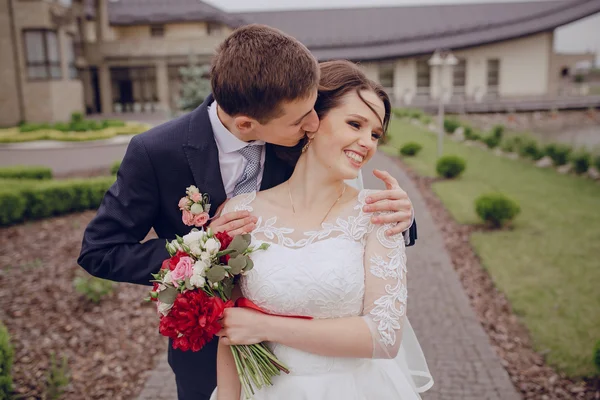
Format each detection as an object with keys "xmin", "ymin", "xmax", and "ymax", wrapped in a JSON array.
[
  {"xmin": 360, "ymin": 216, "xmax": 407, "ymax": 359},
  {"xmin": 221, "ymin": 192, "xmax": 256, "ymax": 215}
]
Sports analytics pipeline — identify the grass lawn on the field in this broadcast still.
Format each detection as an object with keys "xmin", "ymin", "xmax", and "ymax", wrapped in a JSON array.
[
  {"xmin": 0, "ymin": 122, "xmax": 150, "ymax": 143},
  {"xmin": 382, "ymin": 118, "xmax": 600, "ymax": 377}
]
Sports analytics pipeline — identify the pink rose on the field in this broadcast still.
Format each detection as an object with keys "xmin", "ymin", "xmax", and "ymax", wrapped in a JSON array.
[
  {"xmin": 182, "ymin": 210, "xmax": 194, "ymax": 226},
  {"xmin": 178, "ymin": 197, "xmax": 189, "ymax": 211},
  {"xmin": 170, "ymin": 256, "xmax": 195, "ymax": 287},
  {"xmin": 191, "ymin": 192, "xmax": 202, "ymax": 202},
  {"xmin": 193, "ymin": 212, "xmax": 209, "ymax": 227}
]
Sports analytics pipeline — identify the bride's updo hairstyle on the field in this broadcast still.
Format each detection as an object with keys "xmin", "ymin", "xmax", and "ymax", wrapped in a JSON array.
[{"xmin": 314, "ymin": 60, "xmax": 391, "ymax": 134}]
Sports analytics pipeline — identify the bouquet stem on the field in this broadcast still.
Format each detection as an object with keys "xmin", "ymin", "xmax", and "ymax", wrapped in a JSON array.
[{"xmin": 231, "ymin": 343, "xmax": 289, "ymax": 399}]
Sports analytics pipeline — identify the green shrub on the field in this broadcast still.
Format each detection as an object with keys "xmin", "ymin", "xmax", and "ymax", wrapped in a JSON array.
[
  {"xmin": 594, "ymin": 340, "xmax": 600, "ymax": 373},
  {"xmin": 52, "ymin": 122, "xmax": 71, "ymax": 132},
  {"xmin": 501, "ymin": 136, "xmax": 522, "ymax": 153},
  {"xmin": 110, "ymin": 161, "xmax": 121, "ymax": 176},
  {"xmin": 483, "ymin": 135, "xmax": 502, "ymax": 149},
  {"xmin": 545, "ymin": 143, "xmax": 572, "ymax": 166},
  {"xmin": 464, "ymin": 127, "xmax": 482, "ymax": 141},
  {"xmin": 0, "ymin": 165, "xmax": 52, "ymax": 180},
  {"xmin": 443, "ymin": 118, "xmax": 461, "ymax": 133},
  {"xmin": 0, "ymin": 176, "xmax": 114, "ymax": 226},
  {"xmin": 45, "ymin": 352, "xmax": 69, "ymax": 400},
  {"xmin": 392, "ymin": 108, "xmax": 409, "ymax": 119},
  {"xmin": 73, "ymin": 274, "xmax": 115, "ymax": 303},
  {"xmin": 419, "ymin": 114, "xmax": 433, "ymax": 125},
  {"xmin": 70, "ymin": 112, "xmax": 84, "ymax": 123},
  {"xmin": 491, "ymin": 124, "xmax": 505, "ymax": 140},
  {"xmin": 518, "ymin": 138, "xmax": 545, "ymax": 160},
  {"xmin": 19, "ymin": 123, "xmax": 50, "ymax": 133},
  {"xmin": 399, "ymin": 142, "xmax": 423, "ymax": 157},
  {"xmin": 409, "ymin": 109, "xmax": 424, "ymax": 119},
  {"xmin": 436, "ymin": 155, "xmax": 466, "ymax": 179},
  {"xmin": 593, "ymin": 155, "xmax": 600, "ymax": 171},
  {"xmin": 0, "ymin": 321, "xmax": 14, "ymax": 400},
  {"xmin": 475, "ymin": 193, "xmax": 521, "ymax": 228},
  {"xmin": 102, "ymin": 119, "xmax": 126, "ymax": 128},
  {"xmin": 571, "ymin": 151, "xmax": 592, "ymax": 174}
]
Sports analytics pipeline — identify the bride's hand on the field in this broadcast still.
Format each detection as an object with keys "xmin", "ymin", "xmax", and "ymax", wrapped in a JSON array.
[
  {"xmin": 363, "ymin": 169, "xmax": 414, "ymax": 236},
  {"xmin": 216, "ymin": 307, "xmax": 269, "ymax": 346}
]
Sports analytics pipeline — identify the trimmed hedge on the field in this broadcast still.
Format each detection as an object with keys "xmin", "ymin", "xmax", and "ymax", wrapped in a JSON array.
[
  {"xmin": 571, "ymin": 151, "xmax": 592, "ymax": 174},
  {"xmin": 545, "ymin": 144, "xmax": 572, "ymax": 166},
  {"xmin": 399, "ymin": 142, "xmax": 423, "ymax": 157},
  {"xmin": 0, "ymin": 176, "xmax": 115, "ymax": 226},
  {"xmin": 436, "ymin": 155, "xmax": 466, "ymax": 179},
  {"xmin": 475, "ymin": 193, "xmax": 521, "ymax": 228},
  {"xmin": 110, "ymin": 161, "xmax": 121, "ymax": 176},
  {"xmin": 0, "ymin": 321, "xmax": 13, "ymax": 400},
  {"xmin": 517, "ymin": 138, "xmax": 545, "ymax": 160},
  {"xmin": 443, "ymin": 118, "xmax": 461, "ymax": 134},
  {"xmin": 0, "ymin": 165, "xmax": 52, "ymax": 180}
]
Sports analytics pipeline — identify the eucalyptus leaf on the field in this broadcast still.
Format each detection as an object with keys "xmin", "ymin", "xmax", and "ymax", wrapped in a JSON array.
[
  {"xmin": 244, "ymin": 258, "xmax": 254, "ymax": 272},
  {"xmin": 206, "ymin": 265, "xmax": 227, "ymax": 283},
  {"xmin": 228, "ymin": 255, "xmax": 247, "ymax": 275},
  {"xmin": 157, "ymin": 286, "xmax": 178, "ymax": 304},
  {"xmin": 228, "ymin": 235, "xmax": 249, "ymax": 253},
  {"xmin": 221, "ymin": 278, "xmax": 233, "ymax": 300}
]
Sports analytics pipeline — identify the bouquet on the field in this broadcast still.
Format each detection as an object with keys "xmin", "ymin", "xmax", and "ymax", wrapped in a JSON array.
[{"xmin": 148, "ymin": 187, "xmax": 290, "ymax": 398}]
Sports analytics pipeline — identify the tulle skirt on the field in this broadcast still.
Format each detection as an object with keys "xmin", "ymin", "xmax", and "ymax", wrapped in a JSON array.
[{"xmin": 211, "ymin": 318, "xmax": 433, "ymax": 400}]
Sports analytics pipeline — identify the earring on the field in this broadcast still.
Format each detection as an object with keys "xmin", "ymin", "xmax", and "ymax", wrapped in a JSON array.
[{"xmin": 302, "ymin": 138, "xmax": 312, "ymax": 153}]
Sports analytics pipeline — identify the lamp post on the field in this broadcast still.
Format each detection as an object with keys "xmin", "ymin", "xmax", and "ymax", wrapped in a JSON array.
[{"xmin": 429, "ymin": 50, "xmax": 458, "ymax": 158}]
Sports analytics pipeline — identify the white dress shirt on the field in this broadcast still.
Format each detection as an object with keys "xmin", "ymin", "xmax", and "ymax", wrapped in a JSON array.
[{"xmin": 208, "ymin": 101, "xmax": 266, "ymax": 198}]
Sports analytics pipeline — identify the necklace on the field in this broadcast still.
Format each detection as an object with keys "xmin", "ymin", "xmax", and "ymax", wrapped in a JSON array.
[{"xmin": 288, "ymin": 181, "xmax": 347, "ymax": 225}]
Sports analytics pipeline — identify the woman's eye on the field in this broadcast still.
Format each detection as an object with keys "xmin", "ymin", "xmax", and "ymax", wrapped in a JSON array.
[
  {"xmin": 348, "ymin": 121, "xmax": 361, "ymax": 129},
  {"xmin": 372, "ymin": 133, "xmax": 382, "ymax": 140}
]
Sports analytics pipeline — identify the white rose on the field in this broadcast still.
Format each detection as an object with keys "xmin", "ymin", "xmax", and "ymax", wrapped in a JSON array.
[
  {"xmin": 189, "ymin": 243, "xmax": 203, "ymax": 257},
  {"xmin": 187, "ymin": 185, "xmax": 200, "ymax": 195},
  {"xmin": 183, "ymin": 230, "xmax": 205, "ymax": 246},
  {"xmin": 204, "ymin": 238, "xmax": 220, "ymax": 255},
  {"xmin": 200, "ymin": 252, "xmax": 211, "ymax": 262},
  {"xmin": 163, "ymin": 271, "xmax": 173, "ymax": 284},
  {"xmin": 193, "ymin": 260, "xmax": 208, "ymax": 276},
  {"xmin": 189, "ymin": 274, "xmax": 206, "ymax": 288},
  {"xmin": 157, "ymin": 301, "xmax": 173, "ymax": 316}
]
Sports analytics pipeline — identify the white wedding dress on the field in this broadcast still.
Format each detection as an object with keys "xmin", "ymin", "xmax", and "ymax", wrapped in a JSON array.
[{"xmin": 212, "ymin": 189, "xmax": 433, "ymax": 400}]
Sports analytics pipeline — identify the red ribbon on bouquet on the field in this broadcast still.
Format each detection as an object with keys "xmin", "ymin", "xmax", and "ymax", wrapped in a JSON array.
[{"xmin": 235, "ymin": 297, "xmax": 313, "ymax": 320}]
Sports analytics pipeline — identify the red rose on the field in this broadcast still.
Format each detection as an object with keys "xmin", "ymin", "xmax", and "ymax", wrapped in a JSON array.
[
  {"xmin": 162, "ymin": 250, "xmax": 188, "ymax": 271},
  {"xmin": 215, "ymin": 231, "xmax": 233, "ymax": 250},
  {"xmin": 158, "ymin": 290, "xmax": 233, "ymax": 352},
  {"xmin": 150, "ymin": 283, "xmax": 160, "ymax": 302}
]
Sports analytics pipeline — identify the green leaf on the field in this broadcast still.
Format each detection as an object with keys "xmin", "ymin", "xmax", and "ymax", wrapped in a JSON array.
[
  {"xmin": 185, "ymin": 278, "xmax": 193, "ymax": 291},
  {"xmin": 157, "ymin": 286, "xmax": 178, "ymax": 304},
  {"xmin": 244, "ymin": 258, "xmax": 254, "ymax": 272},
  {"xmin": 228, "ymin": 235, "xmax": 250, "ymax": 253},
  {"xmin": 228, "ymin": 255, "xmax": 247, "ymax": 275},
  {"xmin": 206, "ymin": 265, "xmax": 227, "ymax": 283},
  {"xmin": 221, "ymin": 278, "xmax": 234, "ymax": 300}
]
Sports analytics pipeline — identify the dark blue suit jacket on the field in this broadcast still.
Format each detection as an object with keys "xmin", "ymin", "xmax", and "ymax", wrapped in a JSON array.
[{"xmin": 78, "ymin": 94, "xmax": 417, "ymax": 399}]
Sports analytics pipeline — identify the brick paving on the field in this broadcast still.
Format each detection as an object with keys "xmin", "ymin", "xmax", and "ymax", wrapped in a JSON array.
[{"xmin": 137, "ymin": 151, "xmax": 521, "ymax": 400}]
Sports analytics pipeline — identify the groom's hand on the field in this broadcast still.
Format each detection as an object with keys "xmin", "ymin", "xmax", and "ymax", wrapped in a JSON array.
[
  {"xmin": 209, "ymin": 202, "xmax": 257, "ymax": 236},
  {"xmin": 363, "ymin": 169, "xmax": 413, "ymax": 236}
]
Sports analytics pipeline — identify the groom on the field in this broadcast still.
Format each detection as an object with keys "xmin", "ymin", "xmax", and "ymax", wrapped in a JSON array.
[{"xmin": 78, "ymin": 24, "xmax": 416, "ymax": 400}]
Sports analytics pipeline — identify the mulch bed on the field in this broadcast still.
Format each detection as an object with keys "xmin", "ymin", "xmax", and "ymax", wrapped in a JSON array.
[
  {"xmin": 391, "ymin": 157, "xmax": 600, "ymax": 399},
  {"xmin": 0, "ymin": 212, "xmax": 165, "ymax": 399}
]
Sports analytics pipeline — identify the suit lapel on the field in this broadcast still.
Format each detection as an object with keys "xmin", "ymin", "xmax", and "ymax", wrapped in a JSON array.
[
  {"xmin": 261, "ymin": 144, "xmax": 292, "ymax": 190},
  {"xmin": 182, "ymin": 95, "xmax": 227, "ymax": 217}
]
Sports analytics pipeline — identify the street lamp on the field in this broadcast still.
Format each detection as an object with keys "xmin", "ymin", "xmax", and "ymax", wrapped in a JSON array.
[{"xmin": 429, "ymin": 50, "xmax": 458, "ymax": 157}]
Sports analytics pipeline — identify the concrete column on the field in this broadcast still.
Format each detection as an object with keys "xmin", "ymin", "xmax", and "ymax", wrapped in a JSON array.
[
  {"xmin": 394, "ymin": 58, "xmax": 416, "ymax": 105},
  {"xmin": 466, "ymin": 57, "xmax": 487, "ymax": 101},
  {"xmin": 96, "ymin": 0, "xmax": 109, "ymax": 42},
  {"xmin": 98, "ymin": 63, "xmax": 112, "ymax": 113},
  {"xmin": 155, "ymin": 59, "xmax": 170, "ymax": 113},
  {"xmin": 58, "ymin": 27, "xmax": 69, "ymax": 81}
]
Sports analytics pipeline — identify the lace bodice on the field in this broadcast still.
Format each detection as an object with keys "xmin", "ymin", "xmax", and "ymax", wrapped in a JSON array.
[{"xmin": 223, "ymin": 189, "xmax": 407, "ymax": 362}]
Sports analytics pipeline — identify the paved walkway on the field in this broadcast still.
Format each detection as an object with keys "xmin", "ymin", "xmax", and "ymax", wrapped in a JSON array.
[{"xmin": 137, "ymin": 151, "xmax": 520, "ymax": 400}]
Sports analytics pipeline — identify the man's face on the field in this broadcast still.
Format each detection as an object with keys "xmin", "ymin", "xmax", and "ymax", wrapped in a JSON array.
[{"xmin": 252, "ymin": 89, "xmax": 320, "ymax": 147}]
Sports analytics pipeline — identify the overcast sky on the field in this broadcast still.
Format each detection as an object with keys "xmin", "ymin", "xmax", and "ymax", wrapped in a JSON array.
[{"xmin": 204, "ymin": 0, "xmax": 600, "ymax": 63}]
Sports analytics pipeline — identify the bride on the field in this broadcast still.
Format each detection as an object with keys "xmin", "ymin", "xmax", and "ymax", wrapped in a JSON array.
[{"xmin": 212, "ymin": 60, "xmax": 433, "ymax": 400}]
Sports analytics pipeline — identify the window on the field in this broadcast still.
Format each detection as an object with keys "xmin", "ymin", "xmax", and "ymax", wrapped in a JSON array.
[
  {"xmin": 207, "ymin": 22, "xmax": 222, "ymax": 36},
  {"xmin": 378, "ymin": 61, "xmax": 395, "ymax": 89},
  {"xmin": 453, "ymin": 58, "xmax": 466, "ymax": 88},
  {"xmin": 150, "ymin": 25, "xmax": 165, "ymax": 37},
  {"xmin": 487, "ymin": 59, "xmax": 500, "ymax": 93},
  {"xmin": 23, "ymin": 30, "xmax": 62, "ymax": 80},
  {"xmin": 65, "ymin": 34, "xmax": 78, "ymax": 79},
  {"xmin": 416, "ymin": 59, "xmax": 430, "ymax": 88},
  {"xmin": 57, "ymin": 0, "xmax": 72, "ymax": 6}
]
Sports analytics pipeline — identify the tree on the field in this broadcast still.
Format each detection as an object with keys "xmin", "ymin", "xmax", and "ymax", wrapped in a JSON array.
[{"xmin": 177, "ymin": 55, "xmax": 211, "ymax": 112}]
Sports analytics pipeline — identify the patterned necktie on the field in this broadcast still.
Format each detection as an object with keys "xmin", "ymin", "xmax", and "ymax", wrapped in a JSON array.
[{"xmin": 232, "ymin": 144, "xmax": 263, "ymax": 196}]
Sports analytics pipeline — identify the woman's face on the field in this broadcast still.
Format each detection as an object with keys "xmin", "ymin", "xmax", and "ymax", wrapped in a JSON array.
[{"xmin": 309, "ymin": 89, "xmax": 385, "ymax": 181}]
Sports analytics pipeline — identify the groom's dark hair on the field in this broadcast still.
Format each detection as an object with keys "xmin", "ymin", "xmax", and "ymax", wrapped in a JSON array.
[{"xmin": 210, "ymin": 24, "xmax": 319, "ymax": 123}]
